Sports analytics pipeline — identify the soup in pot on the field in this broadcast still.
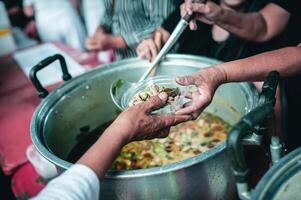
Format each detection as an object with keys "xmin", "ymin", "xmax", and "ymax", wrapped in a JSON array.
[
  {"xmin": 67, "ymin": 112, "xmax": 230, "ymax": 170},
  {"xmin": 112, "ymin": 112, "xmax": 230, "ymax": 170}
]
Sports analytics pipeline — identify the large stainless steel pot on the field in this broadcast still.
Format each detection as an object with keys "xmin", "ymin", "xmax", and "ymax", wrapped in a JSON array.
[
  {"xmin": 30, "ymin": 54, "xmax": 259, "ymax": 199},
  {"xmin": 252, "ymin": 147, "xmax": 301, "ymax": 200}
]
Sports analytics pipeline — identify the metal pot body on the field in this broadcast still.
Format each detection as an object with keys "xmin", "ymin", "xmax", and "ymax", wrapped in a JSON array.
[
  {"xmin": 252, "ymin": 147, "xmax": 301, "ymax": 200},
  {"xmin": 31, "ymin": 54, "xmax": 258, "ymax": 199}
]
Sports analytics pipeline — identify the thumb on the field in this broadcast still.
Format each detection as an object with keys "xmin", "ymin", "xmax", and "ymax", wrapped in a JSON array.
[
  {"xmin": 176, "ymin": 75, "xmax": 196, "ymax": 86},
  {"xmin": 143, "ymin": 92, "xmax": 168, "ymax": 113}
]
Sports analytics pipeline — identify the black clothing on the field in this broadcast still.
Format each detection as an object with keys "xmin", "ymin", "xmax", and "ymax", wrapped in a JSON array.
[
  {"xmin": 272, "ymin": 0, "xmax": 301, "ymax": 150},
  {"xmin": 162, "ymin": 0, "xmax": 285, "ymax": 62}
]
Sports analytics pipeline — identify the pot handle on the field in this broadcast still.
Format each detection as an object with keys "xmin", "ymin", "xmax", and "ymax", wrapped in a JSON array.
[
  {"xmin": 29, "ymin": 54, "xmax": 72, "ymax": 98},
  {"xmin": 258, "ymin": 70, "xmax": 280, "ymax": 105},
  {"xmin": 227, "ymin": 103, "xmax": 274, "ymax": 200},
  {"xmin": 227, "ymin": 71, "xmax": 280, "ymax": 200}
]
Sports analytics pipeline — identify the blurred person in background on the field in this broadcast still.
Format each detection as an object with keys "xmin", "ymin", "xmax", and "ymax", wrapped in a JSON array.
[
  {"xmin": 0, "ymin": 0, "xmax": 31, "ymax": 28},
  {"xmin": 23, "ymin": 0, "xmax": 86, "ymax": 50},
  {"xmin": 81, "ymin": 0, "xmax": 105, "ymax": 37},
  {"xmin": 85, "ymin": 0, "xmax": 181, "ymax": 60}
]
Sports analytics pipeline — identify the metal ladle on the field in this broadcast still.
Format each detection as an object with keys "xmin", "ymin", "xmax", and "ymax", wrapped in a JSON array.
[{"xmin": 110, "ymin": 14, "xmax": 197, "ymax": 110}]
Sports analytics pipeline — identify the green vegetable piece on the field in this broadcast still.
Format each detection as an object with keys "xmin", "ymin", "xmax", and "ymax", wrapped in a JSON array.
[{"xmin": 154, "ymin": 144, "xmax": 166, "ymax": 154}]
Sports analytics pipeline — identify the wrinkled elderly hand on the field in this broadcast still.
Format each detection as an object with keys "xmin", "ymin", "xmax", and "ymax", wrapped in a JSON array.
[
  {"xmin": 110, "ymin": 92, "xmax": 192, "ymax": 144},
  {"xmin": 181, "ymin": 0, "xmax": 222, "ymax": 30},
  {"xmin": 136, "ymin": 27, "xmax": 170, "ymax": 62},
  {"xmin": 175, "ymin": 67, "xmax": 226, "ymax": 119}
]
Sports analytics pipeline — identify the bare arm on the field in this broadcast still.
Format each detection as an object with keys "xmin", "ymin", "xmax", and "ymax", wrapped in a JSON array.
[
  {"xmin": 219, "ymin": 46, "xmax": 301, "ymax": 81},
  {"xmin": 176, "ymin": 46, "xmax": 301, "ymax": 116},
  {"xmin": 216, "ymin": 3, "xmax": 290, "ymax": 42},
  {"xmin": 183, "ymin": 1, "xmax": 290, "ymax": 42}
]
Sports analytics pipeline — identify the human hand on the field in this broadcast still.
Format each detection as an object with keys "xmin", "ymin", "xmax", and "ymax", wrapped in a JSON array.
[
  {"xmin": 136, "ymin": 28, "xmax": 170, "ymax": 62},
  {"xmin": 85, "ymin": 27, "xmax": 126, "ymax": 51},
  {"xmin": 181, "ymin": 0, "xmax": 223, "ymax": 30},
  {"xmin": 85, "ymin": 27, "xmax": 112, "ymax": 51},
  {"xmin": 109, "ymin": 92, "xmax": 192, "ymax": 144},
  {"xmin": 175, "ymin": 67, "xmax": 226, "ymax": 119}
]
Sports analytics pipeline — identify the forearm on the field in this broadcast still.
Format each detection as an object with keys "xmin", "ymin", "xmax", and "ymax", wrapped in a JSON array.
[
  {"xmin": 216, "ymin": 46, "xmax": 301, "ymax": 83},
  {"xmin": 77, "ymin": 127, "xmax": 127, "ymax": 179},
  {"xmin": 215, "ymin": 9, "xmax": 268, "ymax": 42}
]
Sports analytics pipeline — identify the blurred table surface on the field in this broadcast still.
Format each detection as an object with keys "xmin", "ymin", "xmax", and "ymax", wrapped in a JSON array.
[{"xmin": 0, "ymin": 42, "xmax": 109, "ymax": 175}]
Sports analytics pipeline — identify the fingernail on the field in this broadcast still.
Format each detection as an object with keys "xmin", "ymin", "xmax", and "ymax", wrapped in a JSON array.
[{"xmin": 158, "ymin": 92, "xmax": 168, "ymax": 100}]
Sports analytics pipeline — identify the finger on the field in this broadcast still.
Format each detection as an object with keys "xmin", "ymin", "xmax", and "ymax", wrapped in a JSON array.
[
  {"xmin": 191, "ymin": 110, "xmax": 201, "ymax": 120},
  {"xmin": 144, "ymin": 46, "xmax": 152, "ymax": 62},
  {"xmin": 190, "ymin": 3, "xmax": 207, "ymax": 14},
  {"xmin": 147, "ymin": 41, "xmax": 158, "ymax": 62},
  {"xmin": 189, "ymin": 19, "xmax": 198, "ymax": 30},
  {"xmin": 176, "ymin": 75, "xmax": 196, "ymax": 86},
  {"xmin": 176, "ymin": 91, "xmax": 210, "ymax": 116},
  {"xmin": 157, "ymin": 114, "xmax": 192, "ymax": 128},
  {"xmin": 176, "ymin": 104, "xmax": 200, "ymax": 116},
  {"xmin": 138, "ymin": 48, "xmax": 148, "ymax": 60},
  {"xmin": 182, "ymin": 100, "xmax": 193, "ymax": 108},
  {"xmin": 138, "ymin": 47, "xmax": 147, "ymax": 60},
  {"xmin": 143, "ymin": 92, "xmax": 168, "ymax": 113},
  {"xmin": 185, "ymin": 0, "xmax": 193, "ymax": 15},
  {"xmin": 180, "ymin": 3, "xmax": 187, "ymax": 17},
  {"xmin": 136, "ymin": 46, "xmax": 143, "ymax": 57},
  {"xmin": 185, "ymin": 91, "xmax": 193, "ymax": 99},
  {"xmin": 176, "ymin": 91, "xmax": 202, "ymax": 114},
  {"xmin": 154, "ymin": 31, "xmax": 163, "ymax": 50},
  {"xmin": 181, "ymin": 101, "xmax": 201, "ymax": 119}
]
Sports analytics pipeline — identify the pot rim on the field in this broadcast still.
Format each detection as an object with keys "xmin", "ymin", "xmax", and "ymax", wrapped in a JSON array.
[
  {"xmin": 252, "ymin": 147, "xmax": 301, "ymax": 199},
  {"xmin": 30, "ymin": 54, "xmax": 259, "ymax": 178}
]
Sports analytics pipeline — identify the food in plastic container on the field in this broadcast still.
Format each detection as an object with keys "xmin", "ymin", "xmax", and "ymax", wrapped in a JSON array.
[{"xmin": 121, "ymin": 75, "xmax": 186, "ymax": 114}]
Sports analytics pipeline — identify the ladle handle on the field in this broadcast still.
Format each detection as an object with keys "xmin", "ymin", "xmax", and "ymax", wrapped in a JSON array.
[
  {"xmin": 138, "ymin": 19, "xmax": 189, "ymax": 82},
  {"xmin": 30, "ymin": 54, "xmax": 72, "ymax": 99},
  {"xmin": 138, "ymin": 0, "xmax": 207, "ymax": 83}
]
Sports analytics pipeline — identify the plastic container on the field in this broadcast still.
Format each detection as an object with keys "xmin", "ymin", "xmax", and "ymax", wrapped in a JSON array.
[
  {"xmin": 26, "ymin": 144, "xmax": 58, "ymax": 179},
  {"xmin": 121, "ymin": 75, "xmax": 187, "ymax": 114}
]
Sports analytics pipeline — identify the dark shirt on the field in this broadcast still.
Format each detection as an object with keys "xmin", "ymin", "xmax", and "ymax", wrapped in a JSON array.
[
  {"xmin": 162, "ymin": 0, "xmax": 284, "ymax": 62},
  {"xmin": 271, "ymin": 0, "xmax": 301, "ymax": 46},
  {"xmin": 272, "ymin": 0, "xmax": 301, "ymax": 150}
]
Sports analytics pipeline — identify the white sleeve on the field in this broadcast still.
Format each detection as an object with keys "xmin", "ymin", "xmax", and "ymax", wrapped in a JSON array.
[{"xmin": 31, "ymin": 164, "xmax": 100, "ymax": 200}]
